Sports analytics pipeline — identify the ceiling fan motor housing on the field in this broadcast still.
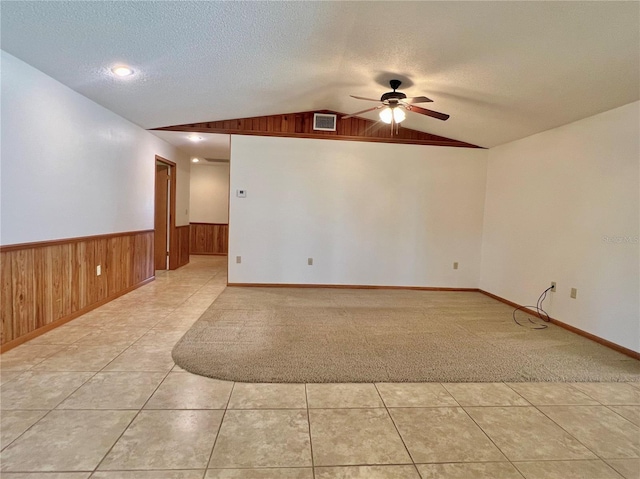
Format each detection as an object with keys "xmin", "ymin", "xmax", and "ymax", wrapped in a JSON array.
[
  {"xmin": 381, "ymin": 91, "xmax": 407, "ymax": 102},
  {"xmin": 381, "ymin": 79, "xmax": 406, "ymax": 103}
]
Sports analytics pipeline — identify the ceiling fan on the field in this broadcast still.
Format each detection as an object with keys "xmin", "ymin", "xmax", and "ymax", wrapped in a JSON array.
[{"xmin": 343, "ymin": 79, "xmax": 450, "ymax": 126}]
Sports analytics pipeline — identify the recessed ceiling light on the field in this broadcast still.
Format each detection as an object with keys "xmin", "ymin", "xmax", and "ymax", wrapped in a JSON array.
[
  {"xmin": 188, "ymin": 135, "xmax": 203, "ymax": 142},
  {"xmin": 111, "ymin": 65, "xmax": 134, "ymax": 77},
  {"xmin": 192, "ymin": 158, "xmax": 200, "ymax": 163}
]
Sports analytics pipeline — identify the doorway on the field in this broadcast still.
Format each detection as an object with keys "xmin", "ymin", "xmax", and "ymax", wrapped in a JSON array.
[{"xmin": 154, "ymin": 156, "xmax": 176, "ymax": 271}]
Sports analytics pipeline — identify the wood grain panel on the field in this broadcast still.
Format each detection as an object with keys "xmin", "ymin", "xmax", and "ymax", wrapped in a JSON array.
[
  {"xmin": 1, "ymin": 253, "xmax": 13, "ymax": 343},
  {"xmin": 0, "ymin": 230, "xmax": 154, "ymax": 352},
  {"xmin": 11, "ymin": 249, "xmax": 36, "ymax": 338},
  {"xmin": 177, "ymin": 225, "xmax": 190, "ymax": 268},
  {"xmin": 153, "ymin": 110, "xmax": 482, "ymax": 149},
  {"xmin": 190, "ymin": 223, "xmax": 228, "ymax": 255}
]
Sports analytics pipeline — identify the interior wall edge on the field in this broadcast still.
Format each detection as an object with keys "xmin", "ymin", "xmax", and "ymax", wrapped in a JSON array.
[
  {"xmin": 479, "ymin": 289, "xmax": 640, "ymax": 359},
  {"xmin": 0, "ymin": 230, "xmax": 155, "ymax": 348},
  {"xmin": 0, "ymin": 276, "xmax": 154, "ymax": 354}
]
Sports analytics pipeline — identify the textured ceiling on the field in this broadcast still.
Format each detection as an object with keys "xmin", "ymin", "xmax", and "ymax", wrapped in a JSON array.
[
  {"xmin": 151, "ymin": 131, "xmax": 231, "ymax": 161},
  {"xmin": 1, "ymin": 1, "xmax": 638, "ymax": 148}
]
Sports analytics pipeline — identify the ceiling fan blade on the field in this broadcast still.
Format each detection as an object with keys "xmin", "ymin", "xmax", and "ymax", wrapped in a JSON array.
[
  {"xmin": 350, "ymin": 95, "xmax": 382, "ymax": 102},
  {"xmin": 406, "ymin": 105, "xmax": 450, "ymax": 121},
  {"xmin": 403, "ymin": 96, "xmax": 433, "ymax": 104},
  {"xmin": 342, "ymin": 106, "xmax": 383, "ymax": 119}
]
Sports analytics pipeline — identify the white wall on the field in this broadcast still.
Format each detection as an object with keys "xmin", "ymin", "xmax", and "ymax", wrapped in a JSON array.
[
  {"xmin": 189, "ymin": 163, "xmax": 230, "ymax": 223},
  {"xmin": 480, "ymin": 101, "xmax": 640, "ymax": 352},
  {"xmin": 0, "ymin": 51, "xmax": 190, "ymax": 246},
  {"xmin": 229, "ymin": 136, "xmax": 488, "ymax": 287}
]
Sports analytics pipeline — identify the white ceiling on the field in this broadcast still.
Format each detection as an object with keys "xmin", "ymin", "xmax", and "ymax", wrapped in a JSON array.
[
  {"xmin": 1, "ymin": 1, "xmax": 638, "ymax": 148},
  {"xmin": 151, "ymin": 131, "xmax": 231, "ymax": 161}
]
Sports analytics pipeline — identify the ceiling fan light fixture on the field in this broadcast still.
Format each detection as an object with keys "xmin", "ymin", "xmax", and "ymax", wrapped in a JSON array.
[
  {"xmin": 379, "ymin": 107, "xmax": 405, "ymax": 124},
  {"xmin": 379, "ymin": 107, "xmax": 393, "ymax": 124}
]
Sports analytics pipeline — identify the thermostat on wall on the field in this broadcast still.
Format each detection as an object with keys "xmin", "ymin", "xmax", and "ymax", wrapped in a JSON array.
[{"xmin": 236, "ymin": 189, "xmax": 247, "ymax": 198}]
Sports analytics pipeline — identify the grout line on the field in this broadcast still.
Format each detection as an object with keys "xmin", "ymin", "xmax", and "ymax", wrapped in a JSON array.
[
  {"xmin": 532, "ymin": 403, "xmax": 625, "ymax": 464},
  {"xmin": 205, "ymin": 381, "xmax": 236, "ymax": 469},
  {"xmin": 373, "ymin": 383, "xmax": 416, "ymax": 467},
  {"xmin": 304, "ymin": 383, "xmax": 316, "ymax": 479},
  {"xmin": 458, "ymin": 405, "xmax": 525, "ymax": 478},
  {"xmin": 91, "ymin": 365, "xmax": 174, "ymax": 473}
]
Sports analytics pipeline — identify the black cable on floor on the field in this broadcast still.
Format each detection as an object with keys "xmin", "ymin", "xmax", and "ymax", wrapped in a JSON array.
[{"xmin": 513, "ymin": 286, "xmax": 553, "ymax": 330}]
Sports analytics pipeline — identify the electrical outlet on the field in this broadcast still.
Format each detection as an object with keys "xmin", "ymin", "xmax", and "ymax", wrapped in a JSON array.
[
  {"xmin": 236, "ymin": 256, "xmax": 242, "ymax": 264},
  {"xmin": 570, "ymin": 288, "xmax": 577, "ymax": 299},
  {"xmin": 308, "ymin": 258, "xmax": 313, "ymax": 266},
  {"xmin": 551, "ymin": 282, "xmax": 556, "ymax": 292},
  {"xmin": 96, "ymin": 264, "xmax": 101, "ymax": 276},
  {"xmin": 453, "ymin": 262, "xmax": 459, "ymax": 270}
]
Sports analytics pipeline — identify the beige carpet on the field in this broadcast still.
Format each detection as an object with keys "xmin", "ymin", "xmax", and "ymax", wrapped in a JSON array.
[{"xmin": 172, "ymin": 287, "xmax": 640, "ymax": 383}]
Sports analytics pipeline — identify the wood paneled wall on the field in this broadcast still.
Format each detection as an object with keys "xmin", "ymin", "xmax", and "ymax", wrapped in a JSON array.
[
  {"xmin": 190, "ymin": 223, "xmax": 228, "ymax": 255},
  {"xmin": 153, "ymin": 110, "xmax": 482, "ymax": 149},
  {"xmin": 170, "ymin": 225, "xmax": 190, "ymax": 269},
  {"xmin": 0, "ymin": 230, "xmax": 154, "ymax": 351}
]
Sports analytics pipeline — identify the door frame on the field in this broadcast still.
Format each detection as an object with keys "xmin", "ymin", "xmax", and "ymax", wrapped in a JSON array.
[{"xmin": 154, "ymin": 155, "xmax": 177, "ymax": 270}]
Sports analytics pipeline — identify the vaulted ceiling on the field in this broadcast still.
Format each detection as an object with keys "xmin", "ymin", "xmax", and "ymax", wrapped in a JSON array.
[{"xmin": 1, "ymin": 1, "xmax": 638, "ymax": 148}]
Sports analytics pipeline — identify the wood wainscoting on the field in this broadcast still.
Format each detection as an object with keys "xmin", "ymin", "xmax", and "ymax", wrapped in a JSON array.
[
  {"xmin": 190, "ymin": 223, "xmax": 228, "ymax": 255},
  {"xmin": 0, "ymin": 230, "xmax": 154, "ymax": 352},
  {"xmin": 171, "ymin": 225, "xmax": 191, "ymax": 269}
]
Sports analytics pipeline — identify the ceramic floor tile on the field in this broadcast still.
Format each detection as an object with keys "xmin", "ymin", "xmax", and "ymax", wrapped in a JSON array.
[
  {"xmin": 465, "ymin": 406, "xmax": 596, "ymax": 461},
  {"xmin": 0, "ymin": 409, "xmax": 48, "ymax": 449},
  {"xmin": 539, "ymin": 405, "xmax": 640, "ymax": 458},
  {"xmin": 145, "ymin": 372, "xmax": 233, "ymax": 409},
  {"xmin": 507, "ymin": 383, "xmax": 601, "ymax": 405},
  {"xmin": 28, "ymin": 325, "xmax": 93, "ymax": 345},
  {"xmin": 32, "ymin": 344, "xmax": 128, "ymax": 371},
  {"xmin": 76, "ymin": 328, "xmax": 149, "ymax": 347},
  {"xmin": 92, "ymin": 471, "xmax": 205, "ymax": 479},
  {"xmin": 102, "ymin": 344, "xmax": 175, "ymax": 372},
  {"xmin": 0, "ymin": 409, "xmax": 135, "ymax": 472},
  {"xmin": 514, "ymin": 460, "xmax": 624, "ymax": 478},
  {"xmin": 0, "ymin": 371, "xmax": 94, "ymax": 409},
  {"xmin": 205, "ymin": 469, "xmax": 313, "ymax": 478},
  {"xmin": 134, "ymin": 330, "xmax": 185, "ymax": 347},
  {"xmin": 416, "ymin": 462, "xmax": 523, "ymax": 479},
  {"xmin": 210, "ymin": 409, "xmax": 311, "ymax": 468},
  {"xmin": 389, "ymin": 407, "xmax": 505, "ymax": 463},
  {"xmin": 0, "ymin": 371, "xmax": 22, "ymax": 386},
  {"xmin": 375, "ymin": 383, "xmax": 458, "ymax": 407},
  {"xmin": 57, "ymin": 372, "xmax": 166, "ymax": 409},
  {"xmin": 99, "ymin": 409, "xmax": 223, "ymax": 470},
  {"xmin": 605, "ymin": 458, "xmax": 640, "ymax": 479},
  {"xmin": 609, "ymin": 405, "xmax": 640, "ymax": 427},
  {"xmin": 306, "ymin": 383, "xmax": 383, "ymax": 408},
  {"xmin": 1, "ymin": 473, "xmax": 91, "ymax": 478},
  {"xmin": 309, "ymin": 408, "xmax": 411, "ymax": 466},
  {"xmin": 228, "ymin": 383, "xmax": 306, "ymax": 409},
  {"xmin": 314, "ymin": 465, "xmax": 421, "ymax": 478},
  {"xmin": 571, "ymin": 383, "xmax": 640, "ymax": 405},
  {"xmin": 0, "ymin": 345, "xmax": 64, "ymax": 371},
  {"xmin": 443, "ymin": 383, "xmax": 529, "ymax": 406}
]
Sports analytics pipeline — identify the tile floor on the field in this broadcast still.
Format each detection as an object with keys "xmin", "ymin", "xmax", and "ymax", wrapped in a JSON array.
[{"xmin": 1, "ymin": 256, "xmax": 639, "ymax": 479}]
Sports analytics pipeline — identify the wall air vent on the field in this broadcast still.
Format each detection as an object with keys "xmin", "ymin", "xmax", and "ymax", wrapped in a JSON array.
[{"xmin": 313, "ymin": 113, "xmax": 337, "ymax": 131}]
